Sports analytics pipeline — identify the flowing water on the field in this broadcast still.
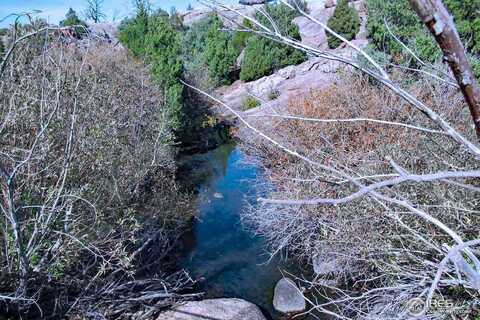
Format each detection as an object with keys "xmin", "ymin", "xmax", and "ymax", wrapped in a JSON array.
[{"xmin": 177, "ymin": 143, "xmax": 307, "ymax": 319}]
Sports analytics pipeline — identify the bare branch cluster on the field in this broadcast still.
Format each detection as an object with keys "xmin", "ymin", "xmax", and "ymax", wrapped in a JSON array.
[
  {"xmin": 0, "ymin": 21, "xmax": 195, "ymax": 318},
  {"xmin": 191, "ymin": 1, "xmax": 480, "ymax": 318}
]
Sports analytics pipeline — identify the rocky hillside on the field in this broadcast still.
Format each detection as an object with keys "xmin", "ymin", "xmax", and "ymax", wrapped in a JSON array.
[{"xmin": 214, "ymin": 0, "xmax": 368, "ymax": 115}]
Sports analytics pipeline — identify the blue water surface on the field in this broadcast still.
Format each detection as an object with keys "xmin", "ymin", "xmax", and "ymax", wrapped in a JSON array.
[{"xmin": 179, "ymin": 144, "xmax": 302, "ymax": 318}]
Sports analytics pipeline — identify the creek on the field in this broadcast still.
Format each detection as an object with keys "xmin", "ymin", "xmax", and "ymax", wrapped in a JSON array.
[{"xmin": 177, "ymin": 143, "xmax": 307, "ymax": 319}]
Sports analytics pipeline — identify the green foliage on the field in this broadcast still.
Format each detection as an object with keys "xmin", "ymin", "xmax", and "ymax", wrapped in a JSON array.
[
  {"xmin": 118, "ymin": 11, "xmax": 149, "ymax": 57},
  {"xmin": 119, "ymin": 6, "xmax": 186, "ymax": 131},
  {"xmin": 327, "ymin": 0, "xmax": 360, "ymax": 49},
  {"xmin": 182, "ymin": 16, "xmax": 212, "ymax": 58},
  {"xmin": 240, "ymin": 37, "xmax": 273, "ymax": 81},
  {"xmin": 444, "ymin": 0, "xmax": 480, "ymax": 55},
  {"xmin": 145, "ymin": 16, "xmax": 184, "ymax": 130},
  {"xmin": 366, "ymin": 0, "xmax": 480, "ymax": 66},
  {"xmin": 204, "ymin": 15, "xmax": 240, "ymax": 85},
  {"xmin": 242, "ymin": 96, "xmax": 260, "ymax": 110},
  {"xmin": 231, "ymin": 19, "xmax": 253, "ymax": 52},
  {"xmin": 60, "ymin": 8, "xmax": 87, "ymax": 36},
  {"xmin": 240, "ymin": 2, "xmax": 307, "ymax": 81}
]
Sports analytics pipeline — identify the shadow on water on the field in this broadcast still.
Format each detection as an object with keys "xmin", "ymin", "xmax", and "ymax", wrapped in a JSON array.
[{"xmin": 177, "ymin": 143, "xmax": 312, "ymax": 319}]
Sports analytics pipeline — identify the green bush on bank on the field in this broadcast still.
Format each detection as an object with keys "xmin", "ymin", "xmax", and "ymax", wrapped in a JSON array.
[
  {"xmin": 119, "ymin": 8, "xmax": 185, "ymax": 131},
  {"xmin": 145, "ymin": 15, "xmax": 184, "ymax": 130},
  {"xmin": 327, "ymin": 0, "xmax": 360, "ymax": 49},
  {"xmin": 242, "ymin": 96, "xmax": 260, "ymax": 110},
  {"xmin": 204, "ymin": 15, "xmax": 240, "ymax": 85},
  {"xmin": 240, "ymin": 2, "xmax": 307, "ymax": 82}
]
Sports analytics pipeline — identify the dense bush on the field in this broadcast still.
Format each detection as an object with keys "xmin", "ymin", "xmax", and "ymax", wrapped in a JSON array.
[
  {"xmin": 204, "ymin": 15, "xmax": 240, "ymax": 85},
  {"xmin": 366, "ymin": 0, "xmax": 480, "ymax": 68},
  {"xmin": 119, "ymin": 8, "xmax": 185, "ymax": 131},
  {"xmin": 181, "ymin": 16, "xmax": 213, "ymax": 87},
  {"xmin": 231, "ymin": 19, "xmax": 254, "ymax": 52},
  {"xmin": 240, "ymin": 2, "xmax": 307, "ymax": 81},
  {"xmin": 0, "ymin": 29, "xmax": 194, "ymax": 317},
  {"xmin": 327, "ymin": 0, "xmax": 360, "ymax": 49},
  {"xmin": 145, "ymin": 15, "xmax": 184, "ymax": 130},
  {"xmin": 118, "ymin": 9, "xmax": 149, "ymax": 57}
]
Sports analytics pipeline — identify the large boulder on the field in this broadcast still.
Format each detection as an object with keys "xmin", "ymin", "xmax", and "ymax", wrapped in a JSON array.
[
  {"xmin": 272, "ymin": 278, "xmax": 306, "ymax": 314},
  {"xmin": 159, "ymin": 298, "xmax": 266, "ymax": 320}
]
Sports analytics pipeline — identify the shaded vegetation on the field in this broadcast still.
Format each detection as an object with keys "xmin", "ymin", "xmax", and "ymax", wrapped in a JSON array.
[
  {"xmin": 204, "ymin": 15, "xmax": 241, "ymax": 85},
  {"xmin": 119, "ymin": 6, "xmax": 185, "ymax": 131},
  {"xmin": 366, "ymin": 0, "xmax": 480, "ymax": 74},
  {"xmin": 327, "ymin": 0, "xmax": 360, "ymax": 49},
  {"xmin": 240, "ymin": 3, "xmax": 307, "ymax": 81}
]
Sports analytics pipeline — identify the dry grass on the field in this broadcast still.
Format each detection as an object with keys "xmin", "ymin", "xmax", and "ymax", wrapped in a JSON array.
[{"xmin": 238, "ymin": 70, "xmax": 480, "ymax": 319}]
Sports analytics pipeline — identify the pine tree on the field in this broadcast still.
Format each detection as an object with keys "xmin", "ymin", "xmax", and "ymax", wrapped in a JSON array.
[
  {"xmin": 145, "ymin": 16, "xmax": 184, "ymax": 130},
  {"xmin": 327, "ymin": 0, "xmax": 360, "ymax": 49},
  {"xmin": 204, "ymin": 15, "xmax": 239, "ymax": 85}
]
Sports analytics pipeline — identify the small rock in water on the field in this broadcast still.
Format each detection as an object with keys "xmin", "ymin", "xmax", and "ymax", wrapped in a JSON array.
[
  {"xmin": 213, "ymin": 192, "xmax": 224, "ymax": 199},
  {"xmin": 273, "ymin": 277, "xmax": 306, "ymax": 314}
]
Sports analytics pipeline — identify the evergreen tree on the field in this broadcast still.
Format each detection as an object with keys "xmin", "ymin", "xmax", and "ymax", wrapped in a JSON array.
[
  {"xmin": 240, "ymin": 2, "xmax": 306, "ymax": 81},
  {"xmin": 204, "ymin": 15, "xmax": 239, "ymax": 85},
  {"xmin": 118, "ymin": 1, "xmax": 150, "ymax": 57},
  {"xmin": 145, "ymin": 16, "xmax": 185, "ymax": 130},
  {"xmin": 327, "ymin": 0, "xmax": 360, "ymax": 49}
]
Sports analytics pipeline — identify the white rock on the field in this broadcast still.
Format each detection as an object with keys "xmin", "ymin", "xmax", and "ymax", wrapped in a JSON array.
[
  {"xmin": 159, "ymin": 298, "xmax": 266, "ymax": 320},
  {"xmin": 277, "ymin": 65, "xmax": 296, "ymax": 79},
  {"xmin": 273, "ymin": 278, "xmax": 306, "ymax": 314}
]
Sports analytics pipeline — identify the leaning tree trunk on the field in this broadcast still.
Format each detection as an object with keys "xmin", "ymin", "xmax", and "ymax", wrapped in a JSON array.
[{"xmin": 409, "ymin": 0, "xmax": 480, "ymax": 139}]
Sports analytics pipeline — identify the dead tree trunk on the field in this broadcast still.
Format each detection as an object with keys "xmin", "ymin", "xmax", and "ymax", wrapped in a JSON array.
[{"xmin": 409, "ymin": 0, "xmax": 480, "ymax": 139}]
